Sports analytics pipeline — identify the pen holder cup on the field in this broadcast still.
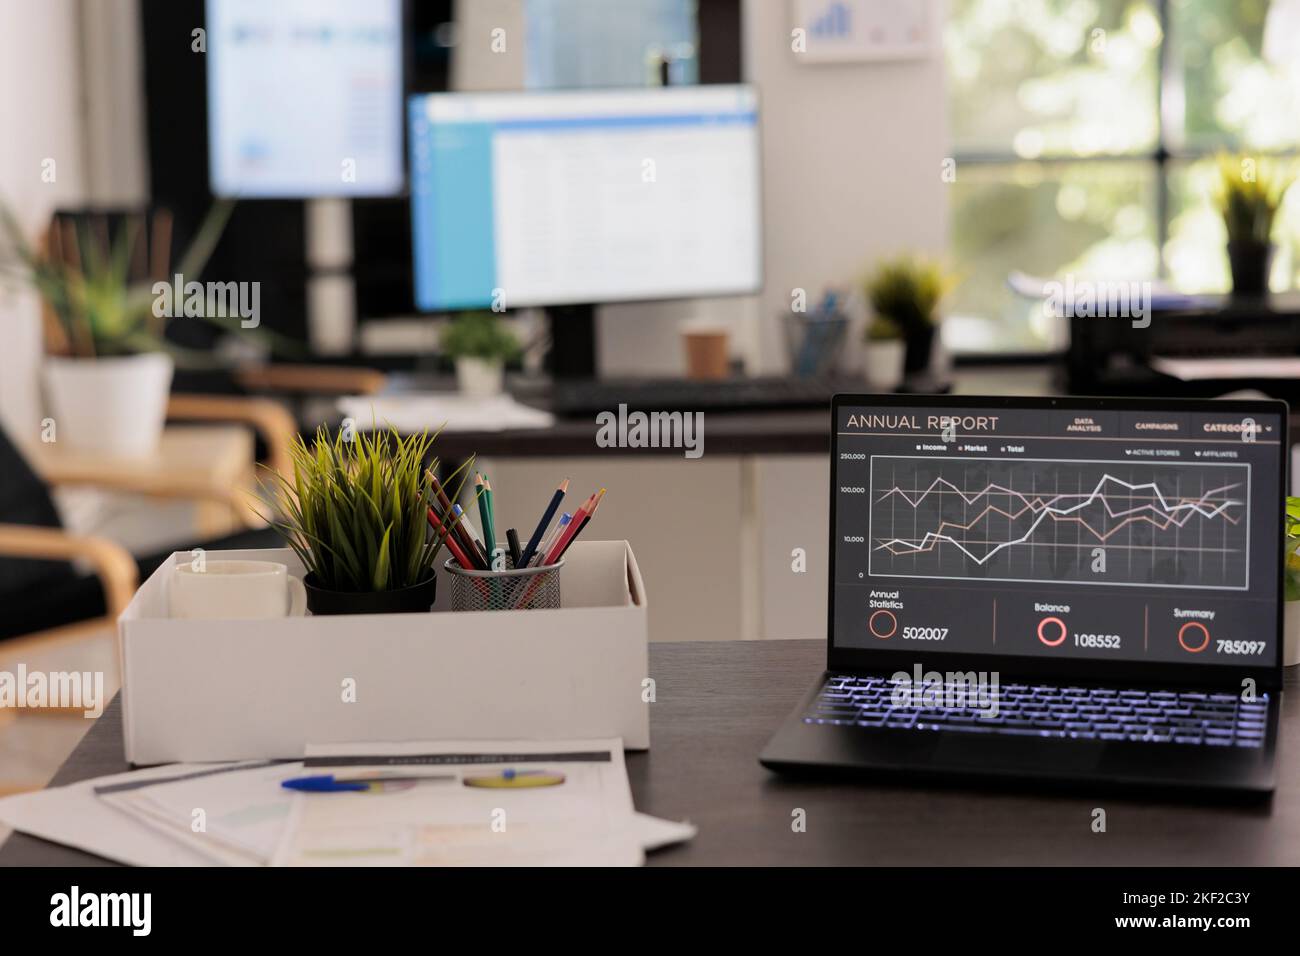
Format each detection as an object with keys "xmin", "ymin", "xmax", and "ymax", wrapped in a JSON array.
[
  {"xmin": 443, "ymin": 557, "xmax": 564, "ymax": 612},
  {"xmin": 782, "ymin": 311, "xmax": 848, "ymax": 378}
]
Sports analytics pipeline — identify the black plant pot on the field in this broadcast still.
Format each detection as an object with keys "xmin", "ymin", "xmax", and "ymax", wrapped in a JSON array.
[
  {"xmin": 1227, "ymin": 240, "xmax": 1274, "ymax": 298},
  {"xmin": 303, "ymin": 573, "xmax": 437, "ymax": 616},
  {"xmin": 903, "ymin": 324, "xmax": 936, "ymax": 376}
]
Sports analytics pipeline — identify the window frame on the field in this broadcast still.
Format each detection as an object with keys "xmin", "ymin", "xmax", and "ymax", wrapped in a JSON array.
[{"xmin": 947, "ymin": 0, "xmax": 1300, "ymax": 362}]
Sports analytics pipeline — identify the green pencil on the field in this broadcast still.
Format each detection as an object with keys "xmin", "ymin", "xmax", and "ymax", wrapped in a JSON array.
[{"xmin": 478, "ymin": 473, "xmax": 499, "ymax": 568}]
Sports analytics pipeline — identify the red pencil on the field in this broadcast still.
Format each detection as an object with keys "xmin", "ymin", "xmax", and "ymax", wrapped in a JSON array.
[
  {"xmin": 427, "ymin": 506, "xmax": 474, "ymax": 569},
  {"xmin": 542, "ymin": 490, "xmax": 600, "ymax": 565},
  {"xmin": 553, "ymin": 486, "xmax": 603, "ymax": 561},
  {"xmin": 556, "ymin": 488, "xmax": 605, "ymax": 559}
]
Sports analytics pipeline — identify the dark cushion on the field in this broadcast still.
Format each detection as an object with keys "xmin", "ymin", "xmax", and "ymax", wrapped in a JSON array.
[
  {"xmin": 0, "ymin": 426, "xmax": 77, "ymax": 596},
  {"xmin": 0, "ymin": 573, "xmax": 110, "ymax": 641}
]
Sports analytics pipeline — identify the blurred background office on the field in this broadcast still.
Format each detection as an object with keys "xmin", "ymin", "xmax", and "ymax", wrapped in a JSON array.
[{"xmin": 2, "ymin": 0, "xmax": 1299, "ymax": 791}]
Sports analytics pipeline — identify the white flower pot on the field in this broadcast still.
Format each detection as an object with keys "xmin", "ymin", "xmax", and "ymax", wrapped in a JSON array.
[
  {"xmin": 455, "ymin": 357, "xmax": 504, "ymax": 398},
  {"xmin": 1285, "ymin": 601, "xmax": 1300, "ymax": 667},
  {"xmin": 42, "ymin": 352, "xmax": 174, "ymax": 457},
  {"xmin": 863, "ymin": 340, "xmax": 905, "ymax": 390}
]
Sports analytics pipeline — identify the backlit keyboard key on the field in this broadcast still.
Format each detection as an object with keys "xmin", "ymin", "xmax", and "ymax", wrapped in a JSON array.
[{"xmin": 806, "ymin": 676, "xmax": 1268, "ymax": 749}]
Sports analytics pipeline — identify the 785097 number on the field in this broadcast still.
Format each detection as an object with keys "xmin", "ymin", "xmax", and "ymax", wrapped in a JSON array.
[{"xmin": 1216, "ymin": 640, "xmax": 1266, "ymax": 656}]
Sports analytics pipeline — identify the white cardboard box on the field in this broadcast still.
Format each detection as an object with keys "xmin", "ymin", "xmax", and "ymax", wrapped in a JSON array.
[{"xmin": 118, "ymin": 540, "xmax": 649, "ymax": 764}]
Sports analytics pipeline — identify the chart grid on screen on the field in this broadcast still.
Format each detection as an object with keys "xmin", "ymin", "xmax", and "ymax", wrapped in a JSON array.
[{"xmin": 866, "ymin": 456, "xmax": 1251, "ymax": 590}]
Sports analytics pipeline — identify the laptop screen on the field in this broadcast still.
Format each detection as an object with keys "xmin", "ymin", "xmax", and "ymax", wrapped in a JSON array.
[{"xmin": 830, "ymin": 398, "xmax": 1287, "ymax": 677}]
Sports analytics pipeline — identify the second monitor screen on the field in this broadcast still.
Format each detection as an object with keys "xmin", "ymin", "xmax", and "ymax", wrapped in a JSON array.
[{"xmin": 408, "ymin": 86, "xmax": 762, "ymax": 311}]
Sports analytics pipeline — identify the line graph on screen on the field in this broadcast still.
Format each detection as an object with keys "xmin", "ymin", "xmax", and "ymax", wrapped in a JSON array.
[{"xmin": 866, "ymin": 457, "xmax": 1251, "ymax": 589}]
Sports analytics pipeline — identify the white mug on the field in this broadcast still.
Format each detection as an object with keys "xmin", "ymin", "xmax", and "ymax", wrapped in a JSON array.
[{"xmin": 170, "ymin": 560, "xmax": 307, "ymax": 620}]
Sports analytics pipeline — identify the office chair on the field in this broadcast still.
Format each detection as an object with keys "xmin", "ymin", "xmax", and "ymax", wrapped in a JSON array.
[{"xmin": 0, "ymin": 422, "xmax": 287, "ymax": 653}]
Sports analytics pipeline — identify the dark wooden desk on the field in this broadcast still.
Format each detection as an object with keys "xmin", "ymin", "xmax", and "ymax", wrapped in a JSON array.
[
  {"xmin": 2, "ymin": 640, "xmax": 1296, "ymax": 866},
  {"xmin": 427, "ymin": 410, "xmax": 830, "ymax": 459},
  {"xmin": 295, "ymin": 372, "xmax": 834, "ymax": 459}
]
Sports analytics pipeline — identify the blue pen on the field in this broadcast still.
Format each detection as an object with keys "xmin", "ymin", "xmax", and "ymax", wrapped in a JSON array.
[
  {"xmin": 281, "ymin": 776, "xmax": 371, "ymax": 793},
  {"xmin": 281, "ymin": 771, "xmax": 458, "ymax": 793}
]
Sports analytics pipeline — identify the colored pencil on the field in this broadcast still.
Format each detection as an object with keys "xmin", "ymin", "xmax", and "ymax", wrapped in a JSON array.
[
  {"xmin": 518, "ymin": 478, "xmax": 568, "ymax": 568},
  {"xmin": 442, "ymin": 500, "xmax": 487, "ymax": 570},
  {"xmin": 427, "ymin": 506, "xmax": 474, "ymax": 569},
  {"xmin": 542, "ymin": 492, "xmax": 596, "ymax": 566},
  {"xmin": 427, "ymin": 469, "xmax": 482, "ymax": 564},
  {"xmin": 506, "ymin": 528, "xmax": 522, "ymax": 567},
  {"xmin": 556, "ymin": 488, "xmax": 605, "ymax": 560},
  {"xmin": 481, "ymin": 474, "xmax": 499, "ymax": 565},
  {"xmin": 453, "ymin": 504, "xmax": 490, "ymax": 569}
]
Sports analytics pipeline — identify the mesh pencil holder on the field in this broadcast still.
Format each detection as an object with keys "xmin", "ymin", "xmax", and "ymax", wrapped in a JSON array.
[{"xmin": 443, "ymin": 557, "xmax": 564, "ymax": 612}]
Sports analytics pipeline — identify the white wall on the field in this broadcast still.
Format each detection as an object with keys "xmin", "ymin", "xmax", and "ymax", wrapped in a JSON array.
[
  {"xmin": 0, "ymin": 0, "xmax": 88, "ymax": 442},
  {"xmin": 743, "ymin": 0, "xmax": 950, "ymax": 373},
  {"xmin": 744, "ymin": 0, "xmax": 950, "ymax": 636},
  {"xmin": 451, "ymin": 0, "xmax": 528, "ymax": 91}
]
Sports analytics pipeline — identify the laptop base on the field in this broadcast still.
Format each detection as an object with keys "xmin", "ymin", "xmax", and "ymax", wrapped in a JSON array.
[{"xmin": 761, "ymin": 673, "xmax": 1278, "ymax": 799}]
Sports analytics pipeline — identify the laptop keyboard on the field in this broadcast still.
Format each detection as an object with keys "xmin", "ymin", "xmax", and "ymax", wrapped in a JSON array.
[{"xmin": 803, "ymin": 674, "xmax": 1268, "ymax": 748}]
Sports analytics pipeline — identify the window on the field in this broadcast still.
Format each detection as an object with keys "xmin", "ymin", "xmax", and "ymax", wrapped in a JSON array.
[{"xmin": 945, "ymin": 0, "xmax": 1300, "ymax": 355}]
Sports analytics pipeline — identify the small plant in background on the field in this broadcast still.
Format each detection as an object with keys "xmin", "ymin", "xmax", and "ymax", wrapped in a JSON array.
[
  {"xmin": 440, "ymin": 310, "xmax": 522, "ymax": 364},
  {"xmin": 1285, "ymin": 496, "xmax": 1300, "ymax": 602},
  {"xmin": 864, "ymin": 254, "xmax": 956, "ymax": 378},
  {"xmin": 263, "ymin": 424, "xmax": 472, "ymax": 594},
  {"xmin": 0, "ymin": 201, "xmax": 235, "ymax": 359},
  {"xmin": 1214, "ymin": 154, "xmax": 1296, "ymax": 296},
  {"xmin": 442, "ymin": 310, "xmax": 521, "ymax": 397},
  {"xmin": 864, "ymin": 255, "xmax": 953, "ymax": 335},
  {"xmin": 1214, "ymin": 154, "xmax": 1295, "ymax": 246}
]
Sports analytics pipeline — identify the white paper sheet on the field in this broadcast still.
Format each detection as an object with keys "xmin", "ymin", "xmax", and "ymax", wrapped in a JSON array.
[
  {"xmin": 273, "ymin": 739, "xmax": 667, "ymax": 867},
  {"xmin": 96, "ymin": 761, "xmax": 302, "ymax": 866},
  {"xmin": 1151, "ymin": 355, "xmax": 1300, "ymax": 381},
  {"xmin": 0, "ymin": 763, "xmax": 266, "ymax": 867},
  {"xmin": 0, "ymin": 749, "xmax": 693, "ymax": 867},
  {"xmin": 338, "ymin": 393, "xmax": 555, "ymax": 433}
]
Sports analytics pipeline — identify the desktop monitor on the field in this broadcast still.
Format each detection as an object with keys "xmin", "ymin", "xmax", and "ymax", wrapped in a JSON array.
[
  {"xmin": 407, "ymin": 85, "xmax": 762, "ymax": 312},
  {"xmin": 206, "ymin": 0, "xmax": 405, "ymax": 198}
]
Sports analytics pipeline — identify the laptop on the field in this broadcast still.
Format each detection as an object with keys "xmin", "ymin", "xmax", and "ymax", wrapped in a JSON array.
[{"xmin": 761, "ymin": 395, "xmax": 1287, "ymax": 795}]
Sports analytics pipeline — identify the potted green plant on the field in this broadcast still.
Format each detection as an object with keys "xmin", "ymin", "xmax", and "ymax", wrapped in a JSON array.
[
  {"xmin": 864, "ymin": 255, "xmax": 954, "ymax": 378},
  {"xmin": 262, "ymin": 424, "xmax": 469, "ymax": 615},
  {"xmin": 0, "ymin": 202, "xmax": 233, "ymax": 456},
  {"xmin": 1285, "ymin": 496, "xmax": 1300, "ymax": 666},
  {"xmin": 862, "ymin": 315, "xmax": 905, "ymax": 390},
  {"xmin": 440, "ymin": 310, "xmax": 521, "ymax": 397},
  {"xmin": 1213, "ymin": 154, "xmax": 1295, "ymax": 297}
]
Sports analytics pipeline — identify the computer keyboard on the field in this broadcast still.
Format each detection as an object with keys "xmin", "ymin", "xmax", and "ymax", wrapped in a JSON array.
[
  {"xmin": 549, "ymin": 375, "xmax": 866, "ymax": 417},
  {"xmin": 804, "ymin": 674, "xmax": 1268, "ymax": 748}
]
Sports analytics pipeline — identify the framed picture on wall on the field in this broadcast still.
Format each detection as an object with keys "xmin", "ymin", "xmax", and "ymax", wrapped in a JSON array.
[{"xmin": 791, "ymin": 0, "xmax": 936, "ymax": 63}]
